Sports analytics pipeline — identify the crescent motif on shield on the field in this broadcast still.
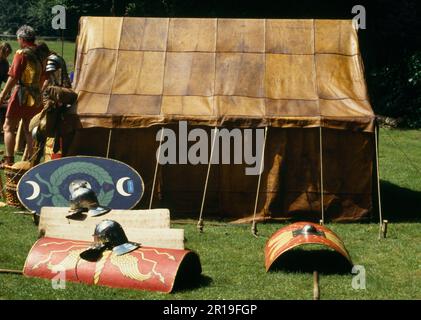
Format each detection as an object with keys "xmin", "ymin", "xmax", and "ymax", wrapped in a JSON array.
[
  {"xmin": 25, "ymin": 181, "xmax": 41, "ymax": 200},
  {"xmin": 116, "ymin": 177, "xmax": 132, "ymax": 197}
]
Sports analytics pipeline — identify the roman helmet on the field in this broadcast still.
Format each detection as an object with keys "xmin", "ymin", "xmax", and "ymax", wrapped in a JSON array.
[
  {"xmin": 67, "ymin": 181, "xmax": 110, "ymax": 218},
  {"xmin": 80, "ymin": 220, "xmax": 140, "ymax": 261},
  {"xmin": 46, "ymin": 54, "xmax": 62, "ymax": 72}
]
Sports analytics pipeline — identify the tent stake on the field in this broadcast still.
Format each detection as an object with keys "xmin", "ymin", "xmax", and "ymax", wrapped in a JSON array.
[
  {"xmin": 319, "ymin": 126, "xmax": 325, "ymax": 224},
  {"xmin": 374, "ymin": 124, "xmax": 384, "ymax": 240},
  {"xmin": 313, "ymin": 270, "xmax": 320, "ymax": 300},
  {"xmin": 198, "ymin": 127, "xmax": 218, "ymax": 233},
  {"xmin": 251, "ymin": 126, "xmax": 268, "ymax": 237},
  {"xmin": 197, "ymin": 218, "xmax": 204, "ymax": 233},
  {"xmin": 381, "ymin": 220, "xmax": 388, "ymax": 239},
  {"xmin": 149, "ymin": 128, "xmax": 165, "ymax": 209}
]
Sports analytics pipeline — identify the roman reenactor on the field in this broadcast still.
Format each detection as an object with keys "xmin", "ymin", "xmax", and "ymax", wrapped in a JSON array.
[{"xmin": 0, "ymin": 26, "xmax": 43, "ymax": 167}]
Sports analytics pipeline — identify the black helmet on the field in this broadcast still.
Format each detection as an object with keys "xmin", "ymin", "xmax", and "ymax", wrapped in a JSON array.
[
  {"xmin": 67, "ymin": 181, "xmax": 110, "ymax": 218},
  {"xmin": 80, "ymin": 220, "xmax": 140, "ymax": 261}
]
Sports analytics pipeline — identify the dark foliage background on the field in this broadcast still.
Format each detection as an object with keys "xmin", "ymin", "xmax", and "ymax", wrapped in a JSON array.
[{"xmin": 0, "ymin": 0, "xmax": 420, "ymax": 127}]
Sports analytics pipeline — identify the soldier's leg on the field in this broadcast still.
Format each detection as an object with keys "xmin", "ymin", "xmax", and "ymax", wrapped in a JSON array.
[
  {"xmin": 2, "ymin": 116, "xmax": 20, "ymax": 161},
  {"xmin": 21, "ymin": 117, "xmax": 34, "ymax": 159}
]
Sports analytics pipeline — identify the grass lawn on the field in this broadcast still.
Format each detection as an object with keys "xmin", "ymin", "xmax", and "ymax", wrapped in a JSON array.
[
  {"xmin": 0, "ymin": 128, "xmax": 420, "ymax": 300},
  {"xmin": 0, "ymin": 39, "xmax": 75, "ymax": 71}
]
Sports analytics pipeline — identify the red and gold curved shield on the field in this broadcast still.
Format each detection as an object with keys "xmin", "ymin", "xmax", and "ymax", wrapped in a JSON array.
[
  {"xmin": 23, "ymin": 237, "xmax": 201, "ymax": 293},
  {"xmin": 265, "ymin": 222, "xmax": 352, "ymax": 271}
]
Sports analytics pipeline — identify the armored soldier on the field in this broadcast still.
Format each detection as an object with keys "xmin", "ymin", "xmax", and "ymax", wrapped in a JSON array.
[
  {"xmin": 30, "ymin": 42, "xmax": 76, "ymax": 165},
  {"xmin": 37, "ymin": 42, "xmax": 71, "ymax": 90}
]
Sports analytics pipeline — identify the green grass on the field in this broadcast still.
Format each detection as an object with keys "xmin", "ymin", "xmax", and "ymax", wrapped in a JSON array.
[
  {"xmin": 0, "ymin": 39, "xmax": 75, "ymax": 71},
  {"xmin": 0, "ymin": 129, "xmax": 420, "ymax": 300}
]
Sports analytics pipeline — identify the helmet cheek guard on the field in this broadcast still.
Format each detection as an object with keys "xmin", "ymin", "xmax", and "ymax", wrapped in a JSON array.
[
  {"xmin": 79, "ymin": 243, "xmax": 107, "ymax": 262},
  {"xmin": 113, "ymin": 242, "xmax": 139, "ymax": 256},
  {"xmin": 88, "ymin": 206, "xmax": 111, "ymax": 217}
]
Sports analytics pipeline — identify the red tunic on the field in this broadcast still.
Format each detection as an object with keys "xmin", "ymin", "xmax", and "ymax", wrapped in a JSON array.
[{"xmin": 6, "ymin": 45, "xmax": 43, "ymax": 120}]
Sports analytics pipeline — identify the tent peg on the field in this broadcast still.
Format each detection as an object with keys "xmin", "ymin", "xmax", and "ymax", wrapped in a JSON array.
[
  {"xmin": 380, "ymin": 220, "xmax": 388, "ymax": 239},
  {"xmin": 313, "ymin": 270, "xmax": 320, "ymax": 300},
  {"xmin": 197, "ymin": 218, "xmax": 204, "ymax": 233},
  {"xmin": 251, "ymin": 220, "xmax": 258, "ymax": 238}
]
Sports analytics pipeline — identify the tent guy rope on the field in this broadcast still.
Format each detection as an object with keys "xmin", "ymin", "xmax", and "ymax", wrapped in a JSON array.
[
  {"xmin": 197, "ymin": 127, "xmax": 219, "ymax": 233},
  {"xmin": 319, "ymin": 126, "xmax": 325, "ymax": 225},
  {"xmin": 374, "ymin": 124, "xmax": 384, "ymax": 239},
  {"xmin": 149, "ymin": 128, "xmax": 165, "ymax": 209},
  {"xmin": 251, "ymin": 126, "xmax": 268, "ymax": 237}
]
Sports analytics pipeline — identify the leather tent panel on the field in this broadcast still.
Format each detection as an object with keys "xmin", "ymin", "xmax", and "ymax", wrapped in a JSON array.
[
  {"xmin": 120, "ymin": 17, "xmax": 169, "ymax": 51},
  {"xmin": 168, "ymin": 18, "xmax": 217, "ymax": 52},
  {"xmin": 266, "ymin": 19, "xmax": 314, "ymax": 54},
  {"xmin": 112, "ymin": 51, "xmax": 165, "ymax": 95},
  {"xmin": 71, "ymin": 17, "xmax": 375, "ymax": 132}
]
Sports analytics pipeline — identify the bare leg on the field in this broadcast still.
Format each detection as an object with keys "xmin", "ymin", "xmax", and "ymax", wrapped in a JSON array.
[
  {"xmin": 2, "ymin": 117, "xmax": 20, "ymax": 158},
  {"xmin": 21, "ymin": 118, "xmax": 34, "ymax": 159}
]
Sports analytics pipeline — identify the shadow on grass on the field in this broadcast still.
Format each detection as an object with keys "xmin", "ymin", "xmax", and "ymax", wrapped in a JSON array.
[
  {"xmin": 269, "ymin": 249, "xmax": 353, "ymax": 275},
  {"xmin": 172, "ymin": 251, "xmax": 213, "ymax": 292},
  {"xmin": 380, "ymin": 180, "xmax": 421, "ymax": 222},
  {"xmin": 173, "ymin": 274, "xmax": 213, "ymax": 293}
]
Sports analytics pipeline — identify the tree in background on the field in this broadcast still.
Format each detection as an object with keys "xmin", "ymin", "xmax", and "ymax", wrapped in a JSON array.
[{"xmin": 0, "ymin": 0, "xmax": 32, "ymax": 34}]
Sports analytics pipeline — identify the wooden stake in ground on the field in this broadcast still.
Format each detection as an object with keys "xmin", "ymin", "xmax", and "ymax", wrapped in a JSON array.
[
  {"xmin": 0, "ymin": 269, "xmax": 23, "ymax": 275},
  {"xmin": 313, "ymin": 271, "xmax": 320, "ymax": 300},
  {"xmin": 381, "ymin": 220, "xmax": 389, "ymax": 239}
]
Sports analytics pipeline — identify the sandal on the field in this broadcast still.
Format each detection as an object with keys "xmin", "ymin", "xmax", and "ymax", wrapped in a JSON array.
[{"xmin": 0, "ymin": 156, "xmax": 14, "ymax": 169}]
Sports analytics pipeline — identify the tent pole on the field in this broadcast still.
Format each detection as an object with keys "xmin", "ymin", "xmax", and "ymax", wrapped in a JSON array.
[
  {"xmin": 106, "ymin": 129, "xmax": 112, "ymax": 158},
  {"xmin": 61, "ymin": 29, "xmax": 64, "ymax": 58},
  {"xmin": 319, "ymin": 126, "xmax": 325, "ymax": 225},
  {"xmin": 198, "ymin": 127, "xmax": 218, "ymax": 233},
  {"xmin": 149, "ymin": 128, "xmax": 165, "ymax": 209},
  {"xmin": 374, "ymin": 124, "xmax": 384, "ymax": 239},
  {"xmin": 251, "ymin": 126, "xmax": 268, "ymax": 237}
]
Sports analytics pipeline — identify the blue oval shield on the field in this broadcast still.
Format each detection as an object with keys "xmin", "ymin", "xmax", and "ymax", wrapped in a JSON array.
[{"xmin": 17, "ymin": 156, "xmax": 144, "ymax": 214}]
